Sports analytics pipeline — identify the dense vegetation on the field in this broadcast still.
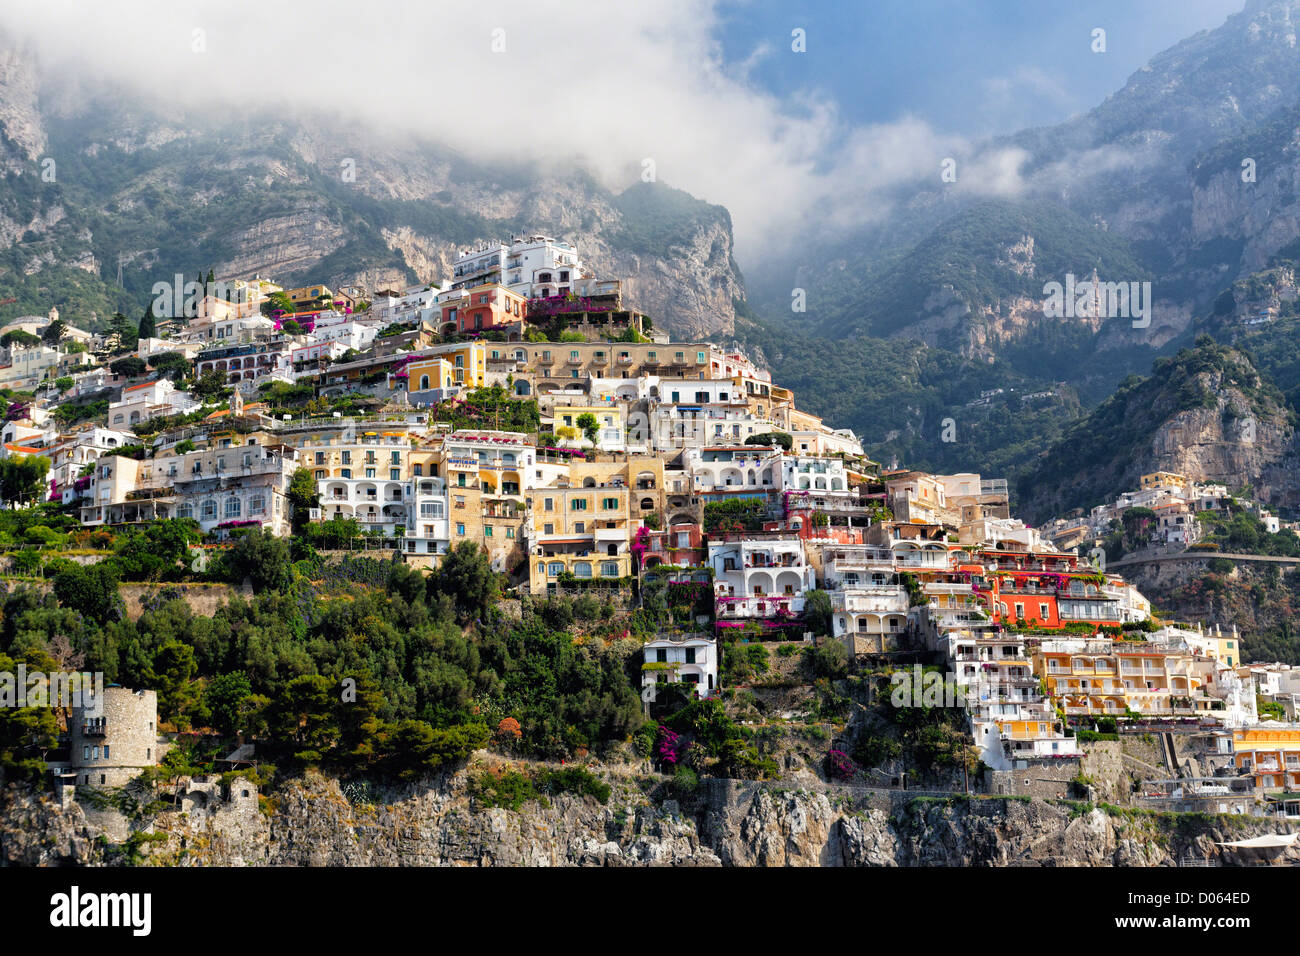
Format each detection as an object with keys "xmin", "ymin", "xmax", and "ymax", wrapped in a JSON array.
[{"xmin": 0, "ymin": 528, "xmax": 648, "ymax": 783}]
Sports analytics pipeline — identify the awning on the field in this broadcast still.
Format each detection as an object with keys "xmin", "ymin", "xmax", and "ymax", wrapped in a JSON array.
[{"xmin": 1215, "ymin": 833, "xmax": 1298, "ymax": 848}]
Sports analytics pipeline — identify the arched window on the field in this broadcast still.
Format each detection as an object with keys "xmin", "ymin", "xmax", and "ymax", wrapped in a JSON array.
[
  {"xmin": 573, "ymin": 562, "xmax": 592, "ymax": 578},
  {"xmin": 113, "ymin": 414, "xmax": 124, "ymax": 424},
  {"xmin": 419, "ymin": 375, "xmax": 430, "ymax": 390},
  {"xmin": 640, "ymin": 497, "xmax": 654, "ymax": 510}
]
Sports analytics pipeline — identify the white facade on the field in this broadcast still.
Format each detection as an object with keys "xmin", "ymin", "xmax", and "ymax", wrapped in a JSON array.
[
  {"xmin": 642, "ymin": 635, "xmax": 718, "ymax": 701},
  {"xmin": 710, "ymin": 535, "xmax": 814, "ymax": 621},
  {"xmin": 108, "ymin": 379, "xmax": 200, "ymax": 428},
  {"xmin": 684, "ymin": 446, "xmax": 783, "ymax": 496},
  {"xmin": 503, "ymin": 236, "xmax": 586, "ymax": 299}
]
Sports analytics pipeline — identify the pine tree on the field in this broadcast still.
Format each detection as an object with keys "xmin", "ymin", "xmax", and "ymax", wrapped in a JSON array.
[{"xmin": 138, "ymin": 301, "xmax": 157, "ymax": 340}]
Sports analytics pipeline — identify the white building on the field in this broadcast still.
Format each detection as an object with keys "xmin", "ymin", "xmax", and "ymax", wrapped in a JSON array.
[
  {"xmin": 821, "ymin": 544, "xmax": 910, "ymax": 653},
  {"xmin": 502, "ymin": 235, "xmax": 586, "ymax": 299},
  {"xmin": 642, "ymin": 634, "xmax": 718, "ymax": 702},
  {"xmin": 108, "ymin": 378, "xmax": 201, "ymax": 429},
  {"xmin": 710, "ymin": 534, "xmax": 814, "ymax": 622}
]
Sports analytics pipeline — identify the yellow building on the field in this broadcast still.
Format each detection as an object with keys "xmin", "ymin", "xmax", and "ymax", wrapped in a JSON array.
[
  {"xmin": 407, "ymin": 357, "xmax": 454, "ymax": 393},
  {"xmin": 568, "ymin": 456, "xmax": 666, "ymax": 521},
  {"xmin": 522, "ymin": 342, "xmax": 711, "ymax": 386},
  {"xmin": 308, "ymin": 436, "xmax": 413, "ymax": 530},
  {"xmin": 405, "ymin": 341, "xmax": 488, "ymax": 391},
  {"xmin": 527, "ymin": 483, "xmax": 633, "ymax": 593},
  {"xmin": 550, "ymin": 402, "xmax": 624, "ymax": 448},
  {"xmin": 1140, "ymin": 471, "xmax": 1189, "ymax": 492},
  {"xmin": 1233, "ymin": 726, "xmax": 1300, "ymax": 791},
  {"xmin": 733, "ymin": 374, "xmax": 794, "ymax": 427},
  {"xmin": 1034, "ymin": 639, "xmax": 1208, "ymax": 717},
  {"xmin": 283, "ymin": 284, "xmax": 335, "ymax": 307},
  {"xmin": 442, "ymin": 429, "xmax": 531, "ymax": 498}
]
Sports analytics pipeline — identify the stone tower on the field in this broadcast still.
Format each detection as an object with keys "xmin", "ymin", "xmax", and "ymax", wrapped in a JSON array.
[{"xmin": 69, "ymin": 686, "xmax": 159, "ymax": 788}]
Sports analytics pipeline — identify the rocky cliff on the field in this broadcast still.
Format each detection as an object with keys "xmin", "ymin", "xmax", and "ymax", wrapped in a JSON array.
[
  {"xmin": 0, "ymin": 37, "xmax": 742, "ymax": 338},
  {"xmin": 1019, "ymin": 340, "xmax": 1299, "ymax": 521},
  {"xmin": 4, "ymin": 761, "xmax": 1295, "ymax": 867}
]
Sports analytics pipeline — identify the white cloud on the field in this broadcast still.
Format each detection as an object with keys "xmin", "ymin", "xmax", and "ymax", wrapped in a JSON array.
[{"xmin": 0, "ymin": 0, "xmax": 1038, "ymax": 262}]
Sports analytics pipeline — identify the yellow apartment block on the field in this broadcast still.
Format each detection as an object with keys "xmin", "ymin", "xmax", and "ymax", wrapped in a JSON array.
[
  {"xmin": 1140, "ymin": 471, "xmax": 1189, "ymax": 491},
  {"xmin": 567, "ymin": 456, "xmax": 666, "ymax": 519},
  {"xmin": 527, "ymin": 484, "xmax": 633, "ymax": 594},
  {"xmin": 1233, "ymin": 726, "xmax": 1300, "ymax": 791},
  {"xmin": 1035, "ymin": 643, "xmax": 1206, "ymax": 717}
]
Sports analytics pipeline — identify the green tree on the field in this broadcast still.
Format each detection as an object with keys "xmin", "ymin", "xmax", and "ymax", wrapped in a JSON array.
[
  {"xmin": 272, "ymin": 675, "xmax": 339, "ymax": 758},
  {"xmin": 286, "ymin": 468, "xmax": 320, "ymax": 534},
  {"xmin": 109, "ymin": 356, "xmax": 147, "ymax": 378},
  {"xmin": 217, "ymin": 529, "xmax": 293, "ymax": 593},
  {"xmin": 106, "ymin": 312, "xmax": 139, "ymax": 353},
  {"xmin": 0, "ymin": 330, "xmax": 40, "ymax": 348},
  {"xmin": 113, "ymin": 518, "xmax": 201, "ymax": 580},
  {"xmin": 52, "ymin": 562, "xmax": 122, "ymax": 625},
  {"xmin": 153, "ymin": 639, "xmax": 203, "ymax": 726},
  {"xmin": 193, "ymin": 368, "xmax": 229, "ymax": 403},
  {"xmin": 428, "ymin": 541, "xmax": 498, "ymax": 624},
  {"xmin": 576, "ymin": 412, "xmax": 600, "ymax": 446},
  {"xmin": 0, "ymin": 649, "xmax": 61, "ymax": 781},
  {"xmin": 138, "ymin": 302, "xmax": 157, "ymax": 340},
  {"xmin": 803, "ymin": 588, "xmax": 834, "ymax": 637},
  {"xmin": 205, "ymin": 672, "xmax": 253, "ymax": 737},
  {"xmin": 148, "ymin": 351, "xmax": 189, "ymax": 381},
  {"xmin": 41, "ymin": 318, "xmax": 67, "ymax": 347},
  {"xmin": 0, "ymin": 456, "xmax": 50, "ymax": 507}
]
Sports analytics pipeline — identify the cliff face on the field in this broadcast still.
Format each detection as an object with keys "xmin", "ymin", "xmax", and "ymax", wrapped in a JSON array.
[
  {"xmin": 1019, "ymin": 342, "xmax": 1300, "ymax": 522},
  {"xmin": 3, "ymin": 766, "xmax": 1295, "ymax": 867},
  {"xmin": 0, "ymin": 39, "xmax": 742, "ymax": 338}
]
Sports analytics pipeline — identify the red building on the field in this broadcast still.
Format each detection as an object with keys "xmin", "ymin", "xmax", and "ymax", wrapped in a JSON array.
[{"xmin": 642, "ymin": 523, "xmax": 705, "ymax": 568}]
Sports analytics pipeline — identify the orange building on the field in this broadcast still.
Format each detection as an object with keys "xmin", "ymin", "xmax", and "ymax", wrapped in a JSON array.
[
  {"xmin": 441, "ymin": 283, "xmax": 528, "ymax": 335},
  {"xmin": 1233, "ymin": 726, "xmax": 1300, "ymax": 791}
]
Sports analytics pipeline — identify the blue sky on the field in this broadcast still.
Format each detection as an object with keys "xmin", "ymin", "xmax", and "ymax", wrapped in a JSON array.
[{"xmin": 715, "ymin": 0, "xmax": 1246, "ymax": 137}]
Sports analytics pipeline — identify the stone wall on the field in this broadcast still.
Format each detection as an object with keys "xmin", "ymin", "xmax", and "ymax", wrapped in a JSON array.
[{"xmin": 986, "ymin": 759, "xmax": 1082, "ymax": 799}]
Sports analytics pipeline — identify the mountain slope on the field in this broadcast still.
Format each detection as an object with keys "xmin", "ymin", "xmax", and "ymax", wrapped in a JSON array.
[
  {"xmin": 0, "ymin": 42, "xmax": 742, "ymax": 336},
  {"xmin": 1017, "ymin": 339, "xmax": 1299, "ymax": 522}
]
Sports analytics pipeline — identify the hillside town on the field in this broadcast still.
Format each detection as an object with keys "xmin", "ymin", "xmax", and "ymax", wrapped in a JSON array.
[{"xmin": 5, "ymin": 233, "xmax": 1300, "ymax": 822}]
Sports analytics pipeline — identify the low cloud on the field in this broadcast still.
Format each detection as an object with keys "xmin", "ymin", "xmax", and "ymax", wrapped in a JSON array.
[{"xmin": 0, "ymin": 0, "xmax": 1066, "ymax": 262}]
